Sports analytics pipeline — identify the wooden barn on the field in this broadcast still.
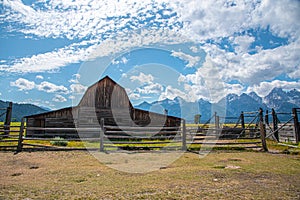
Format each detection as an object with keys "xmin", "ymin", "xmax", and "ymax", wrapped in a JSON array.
[{"xmin": 25, "ymin": 76, "xmax": 181, "ymax": 138}]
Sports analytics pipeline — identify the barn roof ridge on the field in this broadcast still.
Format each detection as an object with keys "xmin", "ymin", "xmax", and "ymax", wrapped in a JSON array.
[
  {"xmin": 77, "ymin": 75, "xmax": 129, "ymax": 106},
  {"xmin": 85, "ymin": 75, "xmax": 119, "ymax": 92}
]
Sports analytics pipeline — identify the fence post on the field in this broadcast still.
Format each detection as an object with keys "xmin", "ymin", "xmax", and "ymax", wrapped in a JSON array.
[
  {"xmin": 265, "ymin": 110, "xmax": 269, "ymax": 126},
  {"xmin": 292, "ymin": 108, "xmax": 300, "ymax": 143},
  {"xmin": 272, "ymin": 108, "xmax": 279, "ymax": 142},
  {"xmin": 100, "ymin": 118, "xmax": 104, "ymax": 152},
  {"xmin": 214, "ymin": 112, "xmax": 219, "ymax": 129},
  {"xmin": 4, "ymin": 102, "xmax": 12, "ymax": 136},
  {"xmin": 182, "ymin": 119, "xmax": 187, "ymax": 151},
  {"xmin": 16, "ymin": 118, "xmax": 25, "ymax": 153},
  {"xmin": 240, "ymin": 111, "xmax": 245, "ymax": 136},
  {"xmin": 259, "ymin": 108, "xmax": 268, "ymax": 151}
]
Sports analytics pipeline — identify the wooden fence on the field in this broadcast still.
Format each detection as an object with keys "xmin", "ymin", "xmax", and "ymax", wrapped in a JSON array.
[
  {"xmin": 0, "ymin": 117, "xmax": 264, "ymax": 153},
  {"xmin": 0, "ymin": 102, "xmax": 12, "ymax": 137},
  {"xmin": 1, "ymin": 108, "xmax": 299, "ymax": 153},
  {"xmin": 265, "ymin": 108, "xmax": 300, "ymax": 144}
]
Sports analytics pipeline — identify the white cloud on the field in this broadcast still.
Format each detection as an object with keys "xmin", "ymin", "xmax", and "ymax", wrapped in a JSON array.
[
  {"xmin": 1, "ymin": 0, "xmax": 180, "ymax": 40},
  {"xmin": 10, "ymin": 78, "xmax": 35, "ymax": 91},
  {"xmin": 52, "ymin": 94, "xmax": 67, "ymax": 102},
  {"xmin": 70, "ymin": 83, "xmax": 87, "ymax": 94},
  {"xmin": 176, "ymin": 57, "xmax": 244, "ymax": 102},
  {"xmin": 35, "ymin": 75, "xmax": 44, "ymax": 80},
  {"xmin": 69, "ymin": 74, "xmax": 81, "ymax": 83},
  {"xmin": 136, "ymin": 83, "xmax": 163, "ymax": 94},
  {"xmin": 128, "ymin": 92, "xmax": 140, "ymax": 100},
  {"xmin": 1, "ymin": 43, "xmax": 93, "ymax": 73},
  {"xmin": 202, "ymin": 40, "xmax": 300, "ymax": 85},
  {"xmin": 37, "ymin": 81, "xmax": 69, "ymax": 94},
  {"xmin": 130, "ymin": 72, "xmax": 154, "ymax": 84},
  {"xmin": 121, "ymin": 57, "xmax": 128, "ymax": 64},
  {"xmin": 10, "ymin": 76, "xmax": 73, "ymax": 97},
  {"xmin": 247, "ymin": 80, "xmax": 300, "ymax": 97},
  {"xmin": 176, "ymin": 0, "xmax": 300, "ymax": 42},
  {"xmin": 1, "ymin": 0, "xmax": 300, "ymax": 102},
  {"xmin": 231, "ymin": 35, "xmax": 255, "ymax": 54},
  {"xmin": 10, "ymin": 78, "xmax": 69, "ymax": 94},
  {"xmin": 159, "ymin": 85, "xmax": 187, "ymax": 101},
  {"xmin": 171, "ymin": 51, "xmax": 200, "ymax": 67},
  {"xmin": 190, "ymin": 46, "xmax": 198, "ymax": 53},
  {"xmin": 111, "ymin": 56, "xmax": 129, "ymax": 65}
]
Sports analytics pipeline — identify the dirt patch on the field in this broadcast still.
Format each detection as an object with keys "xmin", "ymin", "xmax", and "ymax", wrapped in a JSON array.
[{"xmin": 0, "ymin": 151, "xmax": 299, "ymax": 199}]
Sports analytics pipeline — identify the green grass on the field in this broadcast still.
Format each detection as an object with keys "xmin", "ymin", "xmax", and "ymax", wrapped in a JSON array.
[{"xmin": 2, "ymin": 122, "xmax": 299, "ymax": 154}]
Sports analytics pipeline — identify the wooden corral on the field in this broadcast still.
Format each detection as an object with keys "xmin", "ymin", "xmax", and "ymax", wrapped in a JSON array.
[{"xmin": 26, "ymin": 76, "xmax": 181, "ymax": 138}]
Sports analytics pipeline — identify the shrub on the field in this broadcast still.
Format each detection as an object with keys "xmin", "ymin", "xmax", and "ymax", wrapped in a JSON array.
[{"xmin": 50, "ymin": 137, "xmax": 68, "ymax": 146}]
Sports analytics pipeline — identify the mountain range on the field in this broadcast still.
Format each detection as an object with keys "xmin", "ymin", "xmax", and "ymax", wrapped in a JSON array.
[
  {"xmin": 0, "ymin": 87, "xmax": 299, "ymax": 123},
  {"xmin": 135, "ymin": 88, "xmax": 300, "ymax": 123},
  {"xmin": 0, "ymin": 100, "xmax": 48, "ymax": 122}
]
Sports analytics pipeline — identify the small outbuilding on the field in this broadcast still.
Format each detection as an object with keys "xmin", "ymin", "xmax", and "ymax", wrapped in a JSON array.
[{"xmin": 26, "ymin": 76, "xmax": 181, "ymax": 138}]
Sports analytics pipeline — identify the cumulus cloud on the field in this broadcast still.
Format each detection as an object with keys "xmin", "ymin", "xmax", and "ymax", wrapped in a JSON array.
[
  {"xmin": 202, "ymin": 40, "xmax": 300, "ymax": 85},
  {"xmin": 70, "ymin": 83, "xmax": 87, "ymax": 94},
  {"xmin": 10, "ymin": 78, "xmax": 35, "ymax": 91},
  {"xmin": 111, "ymin": 56, "xmax": 129, "ymax": 65},
  {"xmin": 1, "ymin": 0, "xmax": 300, "ymax": 102},
  {"xmin": 247, "ymin": 80, "xmax": 300, "ymax": 97},
  {"xmin": 35, "ymin": 75, "xmax": 44, "ymax": 80},
  {"xmin": 136, "ymin": 83, "xmax": 163, "ymax": 94},
  {"xmin": 36, "ymin": 81, "xmax": 69, "ymax": 94},
  {"xmin": 177, "ymin": 57, "xmax": 246, "ymax": 102},
  {"xmin": 190, "ymin": 46, "xmax": 199, "ymax": 53},
  {"xmin": 231, "ymin": 35, "xmax": 255, "ymax": 54},
  {"xmin": 176, "ymin": 0, "xmax": 300, "ymax": 42},
  {"xmin": 171, "ymin": 51, "xmax": 200, "ymax": 67},
  {"xmin": 130, "ymin": 72, "xmax": 154, "ymax": 84},
  {"xmin": 10, "ymin": 78, "xmax": 69, "ymax": 94},
  {"xmin": 128, "ymin": 92, "xmax": 141, "ymax": 100},
  {"xmin": 52, "ymin": 94, "xmax": 67, "ymax": 102},
  {"xmin": 1, "ymin": 43, "xmax": 94, "ymax": 73},
  {"xmin": 69, "ymin": 74, "xmax": 81, "ymax": 83},
  {"xmin": 159, "ymin": 85, "xmax": 187, "ymax": 101}
]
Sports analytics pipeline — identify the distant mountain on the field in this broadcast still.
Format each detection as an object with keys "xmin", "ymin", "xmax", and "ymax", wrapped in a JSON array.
[
  {"xmin": 136, "ymin": 101, "xmax": 152, "ymax": 111},
  {"xmin": 0, "ymin": 100, "xmax": 49, "ymax": 122},
  {"xmin": 223, "ymin": 93, "xmax": 269, "ymax": 119},
  {"xmin": 136, "ymin": 97, "xmax": 213, "ymax": 122},
  {"xmin": 248, "ymin": 92, "xmax": 263, "ymax": 104},
  {"xmin": 135, "ymin": 88, "xmax": 300, "ymax": 123},
  {"xmin": 264, "ymin": 88, "xmax": 300, "ymax": 111}
]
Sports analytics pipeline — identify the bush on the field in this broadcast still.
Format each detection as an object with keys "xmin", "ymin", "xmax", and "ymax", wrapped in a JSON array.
[{"xmin": 50, "ymin": 137, "xmax": 68, "ymax": 146}]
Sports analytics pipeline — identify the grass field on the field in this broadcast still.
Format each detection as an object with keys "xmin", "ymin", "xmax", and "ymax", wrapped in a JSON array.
[
  {"xmin": 0, "ymin": 151, "xmax": 300, "ymax": 199},
  {"xmin": 1, "ymin": 122, "xmax": 300, "ymax": 198}
]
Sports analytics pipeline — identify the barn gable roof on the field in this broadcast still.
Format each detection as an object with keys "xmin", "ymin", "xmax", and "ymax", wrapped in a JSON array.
[{"xmin": 78, "ymin": 75, "xmax": 133, "ymax": 108}]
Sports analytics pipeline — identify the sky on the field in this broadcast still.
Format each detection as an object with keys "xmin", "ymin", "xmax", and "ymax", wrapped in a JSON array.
[{"xmin": 0, "ymin": 0, "xmax": 299, "ymax": 110}]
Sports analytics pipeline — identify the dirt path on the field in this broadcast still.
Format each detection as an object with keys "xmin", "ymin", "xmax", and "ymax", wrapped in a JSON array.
[{"xmin": 0, "ymin": 151, "xmax": 299, "ymax": 199}]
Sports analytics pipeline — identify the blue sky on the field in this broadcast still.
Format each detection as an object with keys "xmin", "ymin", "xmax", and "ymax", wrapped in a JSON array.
[{"xmin": 0, "ymin": 0, "xmax": 299, "ymax": 109}]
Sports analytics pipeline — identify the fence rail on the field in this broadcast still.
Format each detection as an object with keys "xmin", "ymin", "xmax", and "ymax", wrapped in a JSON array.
[{"xmin": 1, "ymin": 108, "xmax": 299, "ymax": 153}]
